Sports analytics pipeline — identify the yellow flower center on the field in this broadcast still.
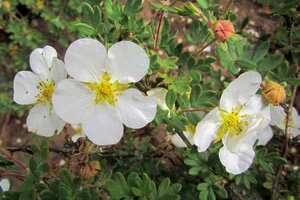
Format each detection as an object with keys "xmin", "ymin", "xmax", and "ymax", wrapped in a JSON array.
[
  {"xmin": 35, "ymin": 80, "xmax": 55, "ymax": 105},
  {"xmin": 185, "ymin": 124, "xmax": 196, "ymax": 134},
  {"xmin": 215, "ymin": 106, "xmax": 249, "ymax": 142},
  {"xmin": 87, "ymin": 72, "xmax": 129, "ymax": 106}
]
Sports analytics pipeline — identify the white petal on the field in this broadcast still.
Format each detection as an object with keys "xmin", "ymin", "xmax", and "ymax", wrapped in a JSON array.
[
  {"xmin": 257, "ymin": 126, "xmax": 273, "ymax": 145},
  {"xmin": 52, "ymin": 79, "xmax": 94, "ymax": 124},
  {"xmin": 50, "ymin": 58, "xmax": 67, "ymax": 84},
  {"xmin": 171, "ymin": 131, "xmax": 194, "ymax": 148},
  {"xmin": 27, "ymin": 103, "xmax": 65, "ymax": 137},
  {"xmin": 107, "ymin": 41, "xmax": 149, "ymax": 83},
  {"xmin": 116, "ymin": 88, "xmax": 157, "ymax": 129},
  {"xmin": 82, "ymin": 104, "xmax": 123, "ymax": 145},
  {"xmin": 65, "ymin": 38, "xmax": 106, "ymax": 82},
  {"xmin": 291, "ymin": 128, "xmax": 300, "ymax": 138},
  {"xmin": 270, "ymin": 105, "xmax": 285, "ymax": 126},
  {"xmin": 147, "ymin": 87, "xmax": 169, "ymax": 110},
  {"xmin": 240, "ymin": 95, "xmax": 264, "ymax": 116},
  {"xmin": 219, "ymin": 144, "xmax": 255, "ymax": 175},
  {"xmin": 220, "ymin": 71, "xmax": 262, "ymax": 111},
  {"xmin": 194, "ymin": 121, "xmax": 219, "ymax": 152},
  {"xmin": 13, "ymin": 71, "xmax": 39, "ymax": 105},
  {"xmin": 246, "ymin": 105, "xmax": 271, "ymax": 134},
  {"xmin": 0, "ymin": 179, "xmax": 10, "ymax": 192},
  {"xmin": 30, "ymin": 46, "xmax": 57, "ymax": 79}
]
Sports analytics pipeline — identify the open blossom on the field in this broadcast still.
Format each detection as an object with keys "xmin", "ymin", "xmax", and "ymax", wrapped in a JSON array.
[
  {"xmin": 194, "ymin": 71, "xmax": 271, "ymax": 174},
  {"xmin": 13, "ymin": 46, "xmax": 66, "ymax": 136},
  {"xmin": 270, "ymin": 105, "xmax": 300, "ymax": 138},
  {"xmin": 52, "ymin": 38, "xmax": 157, "ymax": 145}
]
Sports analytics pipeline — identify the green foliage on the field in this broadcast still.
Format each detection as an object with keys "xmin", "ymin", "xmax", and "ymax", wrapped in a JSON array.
[{"xmin": 106, "ymin": 172, "xmax": 181, "ymax": 200}]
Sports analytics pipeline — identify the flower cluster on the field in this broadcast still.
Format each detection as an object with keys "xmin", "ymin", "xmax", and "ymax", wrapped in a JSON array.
[{"xmin": 13, "ymin": 38, "xmax": 157, "ymax": 145}]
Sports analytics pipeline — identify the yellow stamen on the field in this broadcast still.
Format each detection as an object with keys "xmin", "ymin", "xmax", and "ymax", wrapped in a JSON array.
[
  {"xmin": 215, "ymin": 106, "xmax": 249, "ymax": 142},
  {"xmin": 185, "ymin": 124, "xmax": 196, "ymax": 134},
  {"xmin": 35, "ymin": 80, "xmax": 55, "ymax": 105},
  {"xmin": 87, "ymin": 72, "xmax": 129, "ymax": 106}
]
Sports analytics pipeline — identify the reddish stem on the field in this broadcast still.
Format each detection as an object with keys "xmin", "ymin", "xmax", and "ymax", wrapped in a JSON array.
[
  {"xmin": 154, "ymin": 11, "xmax": 164, "ymax": 51},
  {"xmin": 0, "ymin": 148, "xmax": 28, "ymax": 173}
]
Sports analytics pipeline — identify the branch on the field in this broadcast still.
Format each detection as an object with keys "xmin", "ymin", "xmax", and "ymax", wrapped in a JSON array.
[
  {"xmin": 271, "ymin": 72, "xmax": 299, "ymax": 200},
  {"xmin": 176, "ymin": 131, "xmax": 194, "ymax": 148},
  {"xmin": 0, "ymin": 148, "xmax": 28, "ymax": 173}
]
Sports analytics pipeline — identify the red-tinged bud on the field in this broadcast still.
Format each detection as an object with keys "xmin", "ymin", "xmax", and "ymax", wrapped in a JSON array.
[
  {"xmin": 213, "ymin": 20, "xmax": 235, "ymax": 42},
  {"xmin": 80, "ymin": 161, "xmax": 101, "ymax": 179},
  {"xmin": 262, "ymin": 81, "xmax": 286, "ymax": 105}
]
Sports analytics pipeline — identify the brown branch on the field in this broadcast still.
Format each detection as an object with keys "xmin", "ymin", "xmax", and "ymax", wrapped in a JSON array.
[
  {"xmin": 180, "ymin": 108, "xmax": 211, "ymax": 113},
  {"xmin": 154, "ymin": 11, "xmax": 164, "ymax": 51},
  {"xmin": 0, "ymin": 172, "xmax": 26, "ymax": 181}
]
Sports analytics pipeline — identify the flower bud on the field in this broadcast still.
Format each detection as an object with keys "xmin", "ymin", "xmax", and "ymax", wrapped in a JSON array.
[
  {"xmin": 80, "ymin": 161, "xmax": 100, "ymax": 179},
  {"xmin": 213, "ymin": 20, "xmax": 235, "ymax": 42},
  {"xmin": 2, "ymin": 1, "xmax": 10, "ymax": 10},
  {"xmin": 262, "ymin": 81, "xmax": 286, "ymax": 105}
]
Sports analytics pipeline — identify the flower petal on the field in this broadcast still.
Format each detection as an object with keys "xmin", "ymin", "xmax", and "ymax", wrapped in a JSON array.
[
  {"xmin": 13, "ymin": 71, "xmax": 39, "ymax": 105},
  {"xmin": 30, "ymin": 46, "xmax": 57, "ymax": 79},
  {"xmin": 50, "ymin": 58, "xmax": 67, "ymax": 84},
  {"xmin": 27, "ymin": 103, "xmax": 65, "ymax": 137},
  {"xmin": 82, "ymin": 104, "xmax": 123, "ymax": 145},
  {"xmin": 219, "ymin": 143, "xmax": 255, "ymax": 174},
  {"xmin": 107, "ymin": 41, "xmax": 149, "ymax": 83},
  {"xmin": 116, "ymin": 88, "xmax": 157, "ymax": 129},
  {"xmin": 65, "ymin": 38, "xmax": 107, "ymax": 82},
  {"xmin": 269, "ymin": 105, "xmax": 285, "ymax": 126},
  {"xmin": 257, "ymin": 126, "xmax": 273, "ymax": 145},
  {"xmin": 0, "ymin": 179, "xmax": 10, "ymax": 192},
  {"xmin": 220, "ymin": 71, "xmax": 262, "ymax": 111},
  {"xmin": 52, "ymin": 79, "xmax": 94, "ymax": 124},
  {"xmin": 147, "ymin": 87, "xmax": 169, "ymax": 110}
]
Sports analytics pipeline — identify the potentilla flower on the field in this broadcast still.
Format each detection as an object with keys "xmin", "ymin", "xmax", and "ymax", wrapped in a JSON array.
[
  {"xmin": 52, "ymin": 38, "xmax": 157, "ymax": 145},
  {"xmin": 13, "ymin": 46, "xmax": 66, "ymax": 136},
  {"xmin": 171, "ymin": 124, "xmax": 196, "ymax": 148},
  {"xmin": 194, "ymin": 71, "xmax": 271, "ymax": 174},
  {"xmin": 270, "ymin": 105, "xmax": 300, "ymax": 138},
  {"xmin": 213, "ymin": 20, "xmax": 235, "ymax": 42}
]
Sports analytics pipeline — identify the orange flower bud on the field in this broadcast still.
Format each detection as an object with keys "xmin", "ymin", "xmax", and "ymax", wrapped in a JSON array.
[
  {"xmin": 262, "ymin": 81, "xmax": 286, "ymax": 105},
  {"xmin": 214, "ymin": 20, "xmax": 235, "ymax": 42},
  {"xmin": 2, "ymin": 1, "xmax": 10, "ymax": 10}
]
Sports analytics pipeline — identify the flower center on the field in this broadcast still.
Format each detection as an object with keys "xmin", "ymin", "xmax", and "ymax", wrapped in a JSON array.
[
  {"xmin": 87, "ymin": 72, "xmax": 129, "ymax": 106},
  {"xmin": 35, "ymin": 80, "xmax": 55, "ymax": 105},
  {"xmin": 185, "ymin": 124, "xmax": 196, "ymax": 135},
  {"xmin": 215, "ymin": 106, "xmax": 249, "ymax": 142}
]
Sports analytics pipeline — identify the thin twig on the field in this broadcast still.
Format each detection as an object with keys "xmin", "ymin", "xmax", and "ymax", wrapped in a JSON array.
[
  {"xmin": 271, "ymin": 72, "xmax": 298, "ymax": 200},
  {"xmin": 180, "ymin": 108, "xmax": 211, "ymax": 113},
  {"xmin": 0, "ymin": 172, "xmax": 26, "ymax": 181},
  {"xmin": 0, "ymin": 148, "xmax": 28, "ymax": 173},
  {"xmin": 222, "ymin": 0, "xmax": 233, "ymax": 17},
  {"xmin": 154, "ymin": 11, "xmax": 164, "ymax": 51},
  {"xmin": 176, "ymin": 131, "xmax": 194, "ymax": 148}
]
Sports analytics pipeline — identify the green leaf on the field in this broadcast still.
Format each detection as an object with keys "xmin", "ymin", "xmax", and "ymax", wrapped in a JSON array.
[
  {"xmin": 257, "ymin": 54, "xmax": 283, "ymax": 72},
  {"xmin": 165, "ymin": 89, "xmax": 177, "ymax": 109},
  {"xmin": 59, "ymin": 169, "xmax": 73, "ymax": 187},
  {"xmin": 76, "ymin": 23, "xmax": 95, "ymax": 36},
  {"xmin": 259, "ymin": 160, "xmax": 274, "ymax": 173},
  {"xmin": 235, "ymin": 58, "xmax": 257, "ymax": 70},
  {"xmin": 253, "ymin": 41, "xmax": 270, "ymax": 63},
  {"xmin": 196, "ymin": 0, "xmax": 208, "ymax": 9},
  {"xmin": 151, "ymin": 2, "xmax": 178, "ymax": 13},
  {"xmin": 157, "ymin": 56, "xmax": 178, "ymax": 69},
  {"xmin": 82, "ymin": 2, "xmax": 95, "ymax": 23}
]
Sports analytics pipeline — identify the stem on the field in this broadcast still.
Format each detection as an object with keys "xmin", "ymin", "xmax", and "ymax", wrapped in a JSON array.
[
  {"xmin": 0, "ymin": 148, "xmax": 28, "ymax": 173},
  {"xmin": 222, "ymin": 0, "xmax": 233, "ymax": 17},
  {"xmin": 154, "ymin": 11, "xmax": 164, "ymax": 51},
  {"xmin": 194, "ymin": 37, "xmax": 217, "ymax": 56},
  {"xmin": 0, "ymin": 172, "xmax": 26, "ymax": 181},
  {"xmin": 180, "ymin": 108, "xmax": 211, "ymax": 113},
  {"xmin": 176, "ymin": 131, "xmax": 194, "ymax": 148},
  {"xmin": 271, "ymin": 72, "xmax": 298, "ymax": 200}
]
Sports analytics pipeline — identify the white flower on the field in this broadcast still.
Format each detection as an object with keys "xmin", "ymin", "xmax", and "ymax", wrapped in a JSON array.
[
  {"xmin": 147, "ymin": 87, "xmax": 168, "ymax": 110},
  {"xmin": 0, "ymin": 179, "xmax": 10, "ymax": 192},
  {"xmin": 52, "ymin": 38, "xmax": 157, "ymax": 145},
  {"xmin": 194, "ymin": 71, "xmax": 271, "ymax": 174},
  {"xmin": 13, "ymin": 46, "xmax": 67, "ymax": 137},
  {"xmin": 270, "ymin": 105, "xmax": 300, "ymax": 138},
  {"xmin": 171, "ymin": 124, "xmax": 195, "ymax": 148}
]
